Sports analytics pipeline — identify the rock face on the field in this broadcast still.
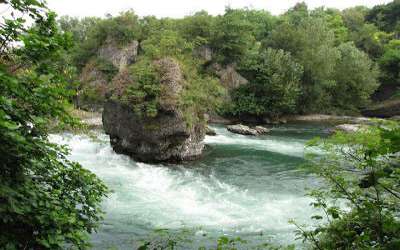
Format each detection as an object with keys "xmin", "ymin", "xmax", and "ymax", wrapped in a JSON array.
[
  {"xmin": 227, "ymin": 124, "xmax": 270, "ymax": 136},
  {"xmin": 76, "ymin": 40, "xmax": 139, "ymax": 111},
  {"xmin": 213, "ymin": 64, "xmax": 248, "ymax": 89},
  {"xmin": 102, "ymin": 58, "xmax": 206, "ymax": 163},
  {"xmin": 194, "ymin": 45, "xmax": 212, "ymax": 62},
  {"xmin": 98, "ymin": 39, "xmax": 139, "ymax": 71}
]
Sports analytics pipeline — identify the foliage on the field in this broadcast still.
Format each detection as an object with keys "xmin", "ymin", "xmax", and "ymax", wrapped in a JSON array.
[
  {"xmin": 179, "ymin": 11, "xmax": 215, "ymax": 44},
  {"xmin": 379, "ymin": 39, "xmax": 400, "ymax": 87},
  {"xmin": 180, "ymin": 59, "xmax": 225, "ymax": 127},
  {"xmin": 0, "ymin": 1, "xmax": 108, "ymax": 249},
  {"xmin": 295, "ymin": 121, "xmax": 400, "ymax": 249},
  {"xmin": 332, "ymin": 42, "xmax": 380, "ymax": 110},
  {"xmin": 92, "ymin": 57, "xmax": 118, "ymax": 81},
  {"xmin": 216, "ymin": 8, "xmax": 277, "ymax": 42},
  {"xmin": 229, "ymin": 48, "xmax": 303, "ymax": 118},
  {"xmin": 366, "ymin": 0, "xmax": 400, "ymax": 34},
  {"xmin": 141, "ymin": 29, "xmax": 193, "ymax": 60},
  {"xmin": 268, "ymin": 16, "xmax": 340, "ymax": 113},
  {"xmin": 116, "ymin": 58, "xmax": 161, "ymax": 117},
  {"xmin": 62, "ymin": 2, "xmax": 395, "ymax": 118},
  {"xmin": 210, "ymin": 8, "xmax": 256, "ymax": 64},
  {"xmin": 312, "ymin": 7, "xmax": 349, "ymax": 44},
  {"xmin": 67, "ymin": 11, "xmax": 141, "ymax": 69}
]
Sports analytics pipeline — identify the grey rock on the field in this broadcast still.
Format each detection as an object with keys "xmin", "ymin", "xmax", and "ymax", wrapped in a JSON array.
[
  {"xmin": 205, "ymin": 126, "xmax": 217, "ymax": 136},
  {"xmin": 227, "ymin": 124, "xmax": 258, "ymax": 136},
  {"xmin": 212, "ymin": 63, "xmax": 248, "ymax": 89},
  {"xmin": 98, "ymin": 39, "xmax": 139, "ymax": 71},
  {"xmin": 194, "ymin": 45, "xmax": 212, "ymax": 62},
  {"xmin": 254, "ymin": 126, "xmax": 270, "ymax": 135}
]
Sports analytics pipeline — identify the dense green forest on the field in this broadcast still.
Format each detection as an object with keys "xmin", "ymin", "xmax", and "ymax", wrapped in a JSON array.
[
  {"xmin": 58, "ymin": 0, "xmax": 400, "ymax": 120},
  {"xmin": 0, "ymin": 0, "xmax": 399, "ymax": 249}
]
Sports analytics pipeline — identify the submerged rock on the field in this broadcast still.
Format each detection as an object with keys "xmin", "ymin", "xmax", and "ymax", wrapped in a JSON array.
[
  {"xmin": 227, "ymin": 124, "xmax": 259, "ymax": 136},
  {"xmin": 254, "ymin": 126, "xmax": 270, "ymax": 135},
  {"xmin": 102, "ymin": 58, "xmax": 206, "ymax": 163},
  {"xmin": 205, "ymin": 126, "xmax": 217, "ymax": 136}
]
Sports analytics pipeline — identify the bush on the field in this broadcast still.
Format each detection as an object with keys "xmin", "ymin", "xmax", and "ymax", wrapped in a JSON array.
[
  {"xmin": 295, "ymin": 121, "xmax": 400, "ymax": 249},
  {"xmin": 332, "ymin": 42, "xmax": 379, "ymax": 111},
  {"xmin": 115, "ymin": 59, "xmax": 161, "ymax": 117},
  {"xmin": 228, "ymin": 48, "xmax": 303, "ymax": 118},
  {"xmin": 0, "ymin": 1, "xmax": 108, "ymax": 249}
]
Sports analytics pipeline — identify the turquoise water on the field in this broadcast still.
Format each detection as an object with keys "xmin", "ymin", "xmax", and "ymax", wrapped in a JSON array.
[{"xmin": 50, "ymin": 124, "xmax": 329, "ymax": 249}]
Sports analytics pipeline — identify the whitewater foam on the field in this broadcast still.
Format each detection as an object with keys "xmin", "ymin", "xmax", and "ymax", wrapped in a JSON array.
[{"xmin": 49, "ymin": 129, "xmax": 317, "ymax": 247}]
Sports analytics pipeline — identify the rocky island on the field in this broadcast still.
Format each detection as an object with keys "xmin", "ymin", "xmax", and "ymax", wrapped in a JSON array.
[{"xmin": 102, "ymin": 58, "xmax": 206, "ymax": 163}]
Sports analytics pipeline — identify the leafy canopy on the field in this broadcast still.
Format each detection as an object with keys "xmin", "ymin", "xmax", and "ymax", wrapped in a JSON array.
[{"xmin": 0, "ymin": 1, "xmax": 108, "ymax": 249}]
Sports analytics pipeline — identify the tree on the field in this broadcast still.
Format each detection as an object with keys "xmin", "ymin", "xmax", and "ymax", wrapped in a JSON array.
[
  {"xmin": 140, "ymin": 29, "xmax": 193, "ymax": 59},
  {"xmin": 366, "ymin": 0, "xmax": 400, "ymax": 34},
  {"xmin": 179, "ymin": 10, "xmax": 215, "ymax": 45},
  {"xmin": 70, "ymin": 10, "xmax": 142, "ymax": 69},
  {"xmin": 312, "ymin": 7, "xmax": 349, "ymax": 44},
  {"xmin": 210, "ymin": 8, "xmax": 256, "ymax": 64},
  {"xmin": 379, "ymin": 39, "xmax": 400, "ymax": 88},
  {"xmin": 268, "ymin": 16, "xmax": 340, "ymax": 113},
  {"xmin": 341, "ymin": 6, "xmax": 369, "ymax": 32},
  {"xmin": 230, "ymin": 48, "xmax": 303, "ymax": 118},
  {"xmin": 0, "ymin": 1, "xmax": 108, "ymax": 249},
  {"xmin": 332, "ymin": 42, "xmax": 379, "ymax": 111},
  {"xmin": 295, "ymin": 121, "xmax": 400, "ymax": 249}
]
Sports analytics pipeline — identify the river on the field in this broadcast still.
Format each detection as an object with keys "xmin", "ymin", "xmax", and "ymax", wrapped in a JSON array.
[{"xmin": 50, "ymin": 123, "xmax": 329, "ymax": 249}]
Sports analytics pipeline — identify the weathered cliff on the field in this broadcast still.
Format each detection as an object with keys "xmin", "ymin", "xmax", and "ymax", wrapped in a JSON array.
[
  {"xmin": 103, "ymin": 58, "xmax": 206, "ymax": 163},
  {"xmin": 76, "ymin": 39, "xmax": 139, "ymax": 111}
]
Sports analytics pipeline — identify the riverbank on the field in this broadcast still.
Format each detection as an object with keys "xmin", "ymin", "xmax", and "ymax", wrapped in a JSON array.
[
  {"xmin": 71, "ymin": 109, "xmax": 390, "ymax": 129},
  {"xmin": 208, "ymin": 113, "xmax": 387, "ymax": 126}
]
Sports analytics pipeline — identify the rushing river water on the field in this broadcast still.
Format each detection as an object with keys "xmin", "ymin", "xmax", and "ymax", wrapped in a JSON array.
[{"xmin": 50, "ymin": 124, "xmax": 329, "ymax": 249}]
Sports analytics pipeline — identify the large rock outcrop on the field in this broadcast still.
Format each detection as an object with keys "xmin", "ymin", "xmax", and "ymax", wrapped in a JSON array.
[
  {"xmin": 212, "ymin": 63, "xmax": 248, "ymax": 89},
  {"xmin": 98, "ymin": 39, "xmax": 139, "ymax": 71},
  {"xmin": 75, "ymin": 39, "xmax": 139, "ymax": 111},
  {"xmin": 102, "ymin": 58, "xmax": 206, "ymax": 163}
]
